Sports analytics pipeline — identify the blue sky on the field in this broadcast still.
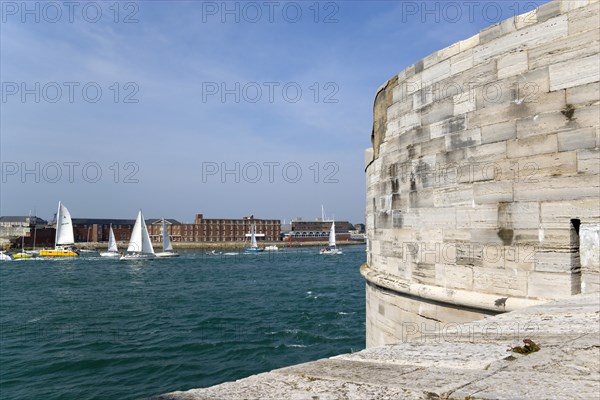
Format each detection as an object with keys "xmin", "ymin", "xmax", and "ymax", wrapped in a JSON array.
[{"xmin": 1, "ymin": 0, "xmax": 548, "ymax": 223}]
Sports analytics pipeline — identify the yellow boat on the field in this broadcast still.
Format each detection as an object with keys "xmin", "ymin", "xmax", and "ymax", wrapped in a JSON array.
[
  {"xmin": 12, "ymin": 252, "xmax": 33, "ymax": 259},
  {"xmin": 39, "ymin": 248, "xmax": 78, "ymax": 257},
  {"xmin": 39, "ymin": 201, "xmax": 79, "ymax": 258}
]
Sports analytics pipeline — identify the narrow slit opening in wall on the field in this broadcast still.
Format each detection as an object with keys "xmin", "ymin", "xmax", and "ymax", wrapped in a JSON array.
[
  {"xmin": 571, "ymin": 219, "xmax": 581, "ymax": 235},
  {"xmin": 570, "ymin": 218, "xmax": 582, "ymax": 295}
]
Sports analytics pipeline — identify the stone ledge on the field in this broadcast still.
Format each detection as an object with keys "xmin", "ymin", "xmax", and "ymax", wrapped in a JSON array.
[
  {"xmin": 150, "ymin": 293, "xmax": 599, "ymax": 400},
  {"xmin": 360, "ymin": 263, "xmax": 549, "ymax": 313}
]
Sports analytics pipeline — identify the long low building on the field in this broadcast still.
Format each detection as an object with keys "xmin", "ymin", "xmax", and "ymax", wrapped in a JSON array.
[
  {"xmin": 68, "ymin": 213, "xmax": 281, "ymax": 243},
  {"xmin": 147, "ymin": 214, "xmax": 281, "ymax": 243},
  {"xmin": 282, "ymin": 219, "xmax": 353, "ymax": 242}
]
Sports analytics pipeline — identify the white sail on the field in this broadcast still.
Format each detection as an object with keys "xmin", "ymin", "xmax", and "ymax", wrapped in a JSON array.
[
  {"xmin": 107, "ymin": 224, "xmax": 118, "ymax": 252},
  {"xmin": 250, "ymin": 224, "xmax": 258, "ymax": 248},
  {"xmin": 140, "ymin": 216, "xmax": 154, "ymax": 254},
  {"xmin": 55, "ymin": 201, "xmax": 75, "ymax": 245},
  {"xmin": 328, "ymin": 221, "xmax": 336, "ymax": 247},
  {"xmin": 127, "ymin": 212, "xmax": 143, "ymax": 252},
  {"xmin": 127, "ymin": 211, "xmax": 155, "ymax": 254},
  {"xmin": 161, "ymin": 220, "xmax": 173, "ymax": 252}
]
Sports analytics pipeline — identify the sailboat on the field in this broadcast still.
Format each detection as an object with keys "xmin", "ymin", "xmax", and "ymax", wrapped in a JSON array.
[
  {"xmin": 39, "ymin": 201, "xmax": 78, "ymax": 257},
  {"xmin": 120, "ymin": 211, "xmax": 155, "ymax": 260},
  {"xmin": 100, "ymin": 224, "xmax": 119, "ymax": 257},
  {"xmin": 320, "ymin": 221, "xmax": 342, "ymax": 255},
  {"xmin": 244, "ymin": 224, "xmax": 263, "ymax": 253},
  {"xmin": 155, "ymin": 219, "xmax": 179, "ymax": 258}
]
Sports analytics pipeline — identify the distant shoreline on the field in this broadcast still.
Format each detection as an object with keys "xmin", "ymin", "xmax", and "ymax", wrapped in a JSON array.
[
  {"xmin": 2, "ymin": 240, "xmax": 365, "ymax": 251},
  {"xmin": 75, "ymin": 240, "xmax": 364, "ymax": 250}
]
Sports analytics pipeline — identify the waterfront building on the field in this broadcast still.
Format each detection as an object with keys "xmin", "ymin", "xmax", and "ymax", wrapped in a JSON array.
[
  {"xmin": 147, "ymin": 214, "xmax": 281, "ymax": 243},
  {"xmin": 0, "ymin": 216, "xmax": 49, "ymax": 247},
  {"xmin": 66, "ymin": 214, "xmax": 280, "ymax": 244},
  {"xmin": 282, "ymin": 219, "xmax": 353, "ymax": 242},
  {"xmin": 71, "ymin": 218, "xmax": 145, "ymax": 243}
]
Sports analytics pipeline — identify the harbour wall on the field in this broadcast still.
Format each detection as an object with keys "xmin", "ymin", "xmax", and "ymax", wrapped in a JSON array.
[{"xmin": 364, "ymin": 0, "xmax": 600, "ymax": 347}]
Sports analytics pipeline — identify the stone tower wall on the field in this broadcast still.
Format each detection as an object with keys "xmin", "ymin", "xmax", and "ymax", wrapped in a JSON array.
[{"xmin": 364, "ymin": 0, "xmax": 599, "ymax": 347}]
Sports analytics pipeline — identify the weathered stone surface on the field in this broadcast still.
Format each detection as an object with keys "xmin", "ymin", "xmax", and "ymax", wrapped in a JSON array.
[
  {"xmin": 569, "ymin": 2, "xmax": 600, "ymax": 34},
  {"xmin": 506, "ymin": 134, "xmax": 558, "ymax": 158},
  {"xmin": 366, "ymin": 0, "xmax": 599, "ymax": 349},
  {"xmin": 473, "ymin": 15, "xmax": 568, "ymax": 63},
  {"xmin": 567, "ymin": 81, "xmax": 600, "ymax": 106},
  {"xmin": 557, "ymin": 127, "xmax": 597, "ymax": 151},
  {"xmin": 481, "ymin": 120, "xmax": 516, "ymax": 144},
  {"xmin": 514, "ymin": 175, "xmax": 600, "ymax": 201},
  {"xmin": 527, "ymin": 270, "xmax": 575, "ymax": 298},
  {"xmin": 576, "ymin": 148, "xmax": 600, "ymax": 174},
  {"xmin": 537, "ymin": 0, "xmax": 561, "ymax": 22},
  {"xmin": 549, "ymin": 54, "xmax": 600, "ymax": 91},
  {"xmin": 529, "ymin": 27, "xmax": 600, "ymax": 70},
  {"xmin": 497, "ymin": 51, "xmax": 528, "ymax": 79},
  {"xmin": 516, "ymin": 108, "xmax": 573, "ymax": 139}
]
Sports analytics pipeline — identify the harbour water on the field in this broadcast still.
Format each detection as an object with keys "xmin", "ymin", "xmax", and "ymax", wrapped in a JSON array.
[{"xmin": 0, "ymin": 245, "xmax": 366, "ymax": 400}]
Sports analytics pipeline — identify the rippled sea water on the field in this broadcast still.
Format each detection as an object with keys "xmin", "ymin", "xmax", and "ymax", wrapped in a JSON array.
[{"xmin": 0, "ymin": 245, "xmax": 366, "ymax": 399}]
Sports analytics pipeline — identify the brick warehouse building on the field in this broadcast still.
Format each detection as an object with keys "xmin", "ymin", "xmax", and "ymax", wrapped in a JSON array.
[
  {"xmin": 147, "ymin": 214, "xmax": 281, "ymax": 243},
  {"xmin": 66, "ymin": 214, "xmax": 280, "ymax": 244}
]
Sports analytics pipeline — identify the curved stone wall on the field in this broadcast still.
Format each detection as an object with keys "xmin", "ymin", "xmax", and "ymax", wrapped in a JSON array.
[{"xmin": 364, "ymin": 0, "xmax": 599, "ymax": 347}]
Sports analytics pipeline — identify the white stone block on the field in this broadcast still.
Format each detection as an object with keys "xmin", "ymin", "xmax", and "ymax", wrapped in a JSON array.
[
  {"xmin": 540, "ymin": 199, "xmax": 600, "ymax": 229},
  {"xmin": 580, "ymin": 224, "xmax": 600, "ymax": 271},
  {"xmin": 498, "ymin": 51, "xmax": 529, "ymax": 79},
  {"xmin": 528, "ymin": 271, "xmax": 573, "ymax": 298},
  {"xmin": 515, "ymin": 9, "xmax": 538, "ymax": 29},
  {"xmin": 549, "ymin": 54, "xmax": 600, "ymax": 91},
  {"xmin": 558, "ymin": 127, "xmax": 597, "ymax": 151},
  {"xmin": 515, "ymin": 175, "xmax": 600, "ymax": 202},
  {"xmin": 568, "ymin": 2, "xmax": 600, "ymax": 35},
  {"xmin": 421, "ymin": 59, "xmax": 451, "ymax": 87},
  {"xmin": 459, "ymin": 34, "xmax": 479, "ymax": 52},
  {"xmin": 535, "ymin": 251, "xmax": 575, "ymax": 273},
  {"xmin": 577, "ymin": 149, "xmax": 600, "ymax": 174},
  {"xmin": 562, "ymin": 0, "xmax": 591, "ymax": 13},
  {"xmin": 450, "ymin": 50, "xmax": 474, "ymax": 76},
  {"xmin": 507, "ymin": 135, "xmax": 558, "ymax": 158},
  {"xmin": 473, "ymin": 181, "xmax": 514, "ymax": 203},
  {"xmin": 473, "ymin": 15, "xmax": 568, "ymax": 63},
  {"xmin": 453, "ymin": 93, "xmax": 476, "ymax": 116},
  {"xmin": 481, "ymin": 120, "xmax": 517, "ymax": 144}
]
